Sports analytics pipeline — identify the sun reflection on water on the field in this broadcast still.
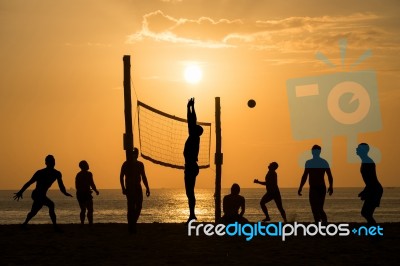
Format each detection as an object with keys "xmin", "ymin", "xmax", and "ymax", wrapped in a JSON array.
[{"xmin": 1, "ymin": 188, "xmax": 400, "ymax": 224}]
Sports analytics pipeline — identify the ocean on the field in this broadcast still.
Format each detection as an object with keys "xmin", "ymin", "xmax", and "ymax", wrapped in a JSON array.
[{"xmin": 1, "ymin": 188, "xmax": 399, "ymax": 224}]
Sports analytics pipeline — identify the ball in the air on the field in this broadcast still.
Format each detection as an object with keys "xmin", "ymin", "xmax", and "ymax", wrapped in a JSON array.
[{"xmin": 247, "ymin": 99, "xmax": 256, "ymax": 108}]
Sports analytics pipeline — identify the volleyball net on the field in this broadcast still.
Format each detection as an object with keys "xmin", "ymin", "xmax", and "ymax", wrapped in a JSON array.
[{"xmin": 137, "ymin": 101, "xmax": 212, "ymax": 169}]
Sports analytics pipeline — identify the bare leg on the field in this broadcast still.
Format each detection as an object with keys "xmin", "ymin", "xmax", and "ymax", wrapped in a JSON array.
[
  {"xmin": 23, "ymin": 201, "xmax": 43, "ymax": 226},
  {"xmin": 87, "ymin": 200, "xmax": 93, "ymax": 225},
  {"xmin": 79, "ymin": 200, "xmax": 86, "ymax": 224},
  {"xmin": 274, "ymin": 195, "xmax": 287, "ymax": 223},
  {"xmin": 184, "ymin": 166, "xmax": 198, "ymax": 222},
  {"xmin": 260, "ymin": 193, "xmax": 274, "ymax": 221},
  {"xmin": 310, "ymin": 187, "xmax": 327, "ymax": 224},
  {"xmin": 361, "ymin": 201, "xmax": 377, "ymax": 225},
  {"xmin": 43, "ymin": 198, "xmax": 62, "ymax": 232}
]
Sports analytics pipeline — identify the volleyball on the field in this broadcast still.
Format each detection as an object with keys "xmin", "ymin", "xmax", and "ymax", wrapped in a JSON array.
[{"xmin": 247, "ymin": 99, "xmax": 256, "ymax": 108}]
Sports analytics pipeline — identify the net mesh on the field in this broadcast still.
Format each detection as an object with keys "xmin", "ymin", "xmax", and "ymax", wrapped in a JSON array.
[{"xmin": 137, "ymin": 101, "xmax": 211, "ymax": 169}]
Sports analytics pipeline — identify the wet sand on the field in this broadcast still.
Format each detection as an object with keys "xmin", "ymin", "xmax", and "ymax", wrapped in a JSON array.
[{"xmin": 0, "ymin": 222, "xmax": 399, "ymax": 265}]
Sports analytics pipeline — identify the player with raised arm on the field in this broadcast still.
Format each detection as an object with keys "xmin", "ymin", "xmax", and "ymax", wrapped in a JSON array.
[{"xmin": 184, "ymin": 98, "xmax": 203, "ymax": 224}]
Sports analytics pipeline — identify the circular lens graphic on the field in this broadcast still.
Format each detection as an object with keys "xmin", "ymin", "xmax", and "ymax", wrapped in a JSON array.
[{"xmin": 327, "ymin": 81, "xmax": 370, "ymax": 125}]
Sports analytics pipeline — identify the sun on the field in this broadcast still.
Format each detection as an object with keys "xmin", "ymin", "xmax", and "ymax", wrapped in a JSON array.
[{"xmin": 184, "ymin": 64, "xmax": 202, "ymax": 84}]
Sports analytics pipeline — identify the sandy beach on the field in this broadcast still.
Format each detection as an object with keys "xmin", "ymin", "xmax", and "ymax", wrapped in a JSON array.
[{"xmin": 0, "ymin": 222, "xmax": 399, "ymax": 265}]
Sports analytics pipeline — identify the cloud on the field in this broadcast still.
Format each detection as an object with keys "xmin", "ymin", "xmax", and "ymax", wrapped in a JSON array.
[
  {"xmin": 224, "ymin": 13, "xmax": 385, "ymax": 52},
  {"xmin": 127, "ymin": 11, "xmax": 395, "ymax": 53},
  {"xmin": 255, "ymin": 13, "xmax": 379, "ymax": 31},
  {"xmin": 127, "ymin": 10, "xmax": 239, "ymax": 48}
]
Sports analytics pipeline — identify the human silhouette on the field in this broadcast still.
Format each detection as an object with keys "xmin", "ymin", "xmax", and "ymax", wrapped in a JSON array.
[
  {"xmin": 221, "ymin": 183, "xmax": 249, "ymax": 224},
  {"xmin": 75, "ymin": 160, "xmax": 99, "ymax": 225},
  {"xmin": 298, "ymin": 145, "xmax": 333, "ymax": 224},
  {"xmin": 254, "ymin": 162, "xmax": 287, "ymax": 222},
  {"xmin": 120, "ymin": 148, "xmax": 150, "ymax": 233},
  {"xmin": 356, "ymin": 143, "xmax": 383, "ymax": 225},
  {"xmin": 184, "ymin": 98, "xmax": 203, "ymax": 223},
  {"xmin": 13, "ymin": 155, "xmax": 73, "ymax": 232}
]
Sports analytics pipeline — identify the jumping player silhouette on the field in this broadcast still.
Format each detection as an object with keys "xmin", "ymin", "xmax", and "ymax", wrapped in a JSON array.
[{"xmin": 184, "ymin": 98, "xmax": 203, "ymax": 224}]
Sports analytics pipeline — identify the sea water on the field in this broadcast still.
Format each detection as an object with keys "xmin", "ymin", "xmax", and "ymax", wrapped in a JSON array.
[{"xmin": 1, "ymin": 188, "xmax": 399, "ymax": 224}]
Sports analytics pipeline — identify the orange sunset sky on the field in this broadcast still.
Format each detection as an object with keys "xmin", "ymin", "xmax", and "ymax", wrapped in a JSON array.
[{"xmin": 1, "ymin": 0, "xmax": 399, "ymax": 190}]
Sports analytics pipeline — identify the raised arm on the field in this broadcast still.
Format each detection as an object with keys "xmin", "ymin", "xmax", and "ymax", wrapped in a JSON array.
[
  {"xmin": 187, "ymin": 98, "xmax": 197, "ymax": 135},
  {"xmin": 298, "ymin": 168, "xmax": 309, "ymax": 196}
]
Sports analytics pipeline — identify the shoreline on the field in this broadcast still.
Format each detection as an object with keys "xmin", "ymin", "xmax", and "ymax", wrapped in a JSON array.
[{"xmin": 1, "ymin": 222, "xmax": 399, "ymax": 265}]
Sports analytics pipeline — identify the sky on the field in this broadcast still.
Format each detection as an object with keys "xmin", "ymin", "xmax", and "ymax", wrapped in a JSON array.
[{"xmin": 1, "ymin": 0, "xmax": 400, "ymax": 190}]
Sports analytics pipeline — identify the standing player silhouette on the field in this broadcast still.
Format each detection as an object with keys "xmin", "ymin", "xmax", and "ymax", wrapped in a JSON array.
[
  {"xmin": 120, "ymin": 148, "xmax": 150, "ymax": 234},
  {"xmin": 13, "ymin": 155, "xmax": 73, "ymax": 232},
  {"xmin": 356, "ymin": 143, "xmax": 383, "ymax": 225},
  {"xmin": 75, "ymin": 160, "xmax": 99, "ymax": 225},
  {"xmin": 298, "ymin": 145, "xmax": 333, "ymax": 224},
  {"xmin": 184, "ymin": 98, "xmax": 203, "ymax": 223}
]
